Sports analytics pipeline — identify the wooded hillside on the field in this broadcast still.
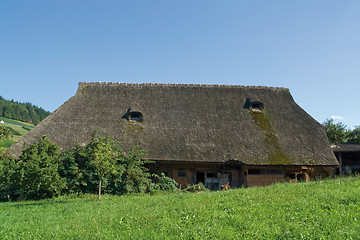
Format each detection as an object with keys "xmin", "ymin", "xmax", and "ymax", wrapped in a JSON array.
[{"xmin": 0, "ymin": 96, "xmax": 50, "ymax": 125}]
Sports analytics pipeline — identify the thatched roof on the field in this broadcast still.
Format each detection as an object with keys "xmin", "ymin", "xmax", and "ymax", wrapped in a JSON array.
[
  {"xmin": 8, "ymin": 82, "xmax": 338, "ymax": 166},
  {"xmin": 331, "ymin": 143, "xmax": 360, "ymax": 153}
]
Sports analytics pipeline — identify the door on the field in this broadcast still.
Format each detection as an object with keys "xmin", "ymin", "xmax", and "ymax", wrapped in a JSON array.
[{"xmin": 196, "ymin": 172, "xmax": 205, "ymax": 184}]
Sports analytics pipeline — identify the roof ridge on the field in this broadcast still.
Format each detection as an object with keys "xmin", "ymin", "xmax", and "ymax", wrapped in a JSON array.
[{"xmin": 78, "ymin": 82, "xmax": 289, "ymax": 91}]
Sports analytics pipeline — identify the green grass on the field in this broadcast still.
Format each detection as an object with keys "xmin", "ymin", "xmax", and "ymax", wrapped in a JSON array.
[
  {"xmin": 0, "ymin": 176, "xmax": 359, "ymax": 239},
  {"xmin": 0, "ymin": 117, "xmax": 34, "ymax": 153},
  {"xmin": 0, "ymin": 117, "xmax": 34, "ymax": 128}
]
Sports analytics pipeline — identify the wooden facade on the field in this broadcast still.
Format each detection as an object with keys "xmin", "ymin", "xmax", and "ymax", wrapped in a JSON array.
[{"xmin": 148, "ymin": 162, "xmax": 336, "ymax": 188}]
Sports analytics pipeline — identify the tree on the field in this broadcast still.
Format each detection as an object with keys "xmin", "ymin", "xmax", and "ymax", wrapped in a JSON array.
[
  {"xmin": 59, "ymin": 131, "xmax": 153, "ymax": 197},
  {"xmin": 0, "ymin": 155, "xmax": 19, "ymax": 201},
  {"xmin": 86, "ymin": 133, "xmax": 124, "ymax": 199},
  {"xmin": 58, "ymin": 148, "xmax": 83, "ymax": 194},
  {"xmin": 18, "ymin": 136, "xmax": 65, "ymax": 200},
  {"xmin": 347, "ymin": 126, "xmax": 360, "ymax": 144},
  {"xmin": 120, "ymin": 146, "xmax": 152, "ymax": 194},
  {"xmin": 323, "ymin": 119, "xmax": 349, "ymax": 143}
]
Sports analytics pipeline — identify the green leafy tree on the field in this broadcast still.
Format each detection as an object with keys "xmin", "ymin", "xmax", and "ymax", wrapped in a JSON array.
[
  {"xmin": 58, "ymin": 148, "xmax": 83, "ymax": 194},
  {"xmin": 62, "ymin": 131, "xmax": 153, "ymax": 197},
  {"xmin": 347, "ymin": 126, "xmax": 360, "ymax": 144},
  {"xmin": 62, "ymin": 144, "xmax": 100, "ymax": 194},
  {"xmin": 1, "ymin": 129, "xmax": 175, "ymax": 201},
  {"xmin": 323, "ymin": 119, "xmax": 349, "ymax": 143},
  {"xmin": 18, "ymin": 136, "xmax": 65, "ymax": 200},
  {"xmin": 0, "ymin": 155, "xmax": 19, "ymax": 201},
  {"xmin": 86, "ymin": 133, "xmax": 124, "ymax": 199},
  {"xmin": 120, "ymin": 146, "xmax": 152, "ymax": 194}
]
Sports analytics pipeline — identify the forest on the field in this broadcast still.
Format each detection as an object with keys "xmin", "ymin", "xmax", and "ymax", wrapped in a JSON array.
[{"xmin": 0, "ymin": 96, "xmax": 50, "ymax": 125}]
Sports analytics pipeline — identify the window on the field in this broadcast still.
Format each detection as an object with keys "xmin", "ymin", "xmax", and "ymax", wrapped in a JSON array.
[
  {"xmin": 178, "ymin": 171, "xmax": 186, "ymax": 178},
  {"xmin": 207, "ymin": 172, "xmax": 217, "ymax": 178},
  {"xmin": 251, "ymin": 102, "xmax": 264, "ymax": 111},
  {"xmin": 247, "ymin": 169, "xmax": 283, "ymax": 175},
  {"xmin": 243, "ymin": 98, "xmax": 264, "ymax": 111},
  {"xmin": 248, "ymin": 169, "xmax": 265, "ymax": 175},
  {"xmin": 266, "ymin": 169, "xmax": 283, "ymax": 175},
  {"xmin": 121, "ymin": 109, "xmax": 143, "ymax": 122},
  {"xmin": 129, "ymin": 111, "xmax": 143, "ymax": 122}
]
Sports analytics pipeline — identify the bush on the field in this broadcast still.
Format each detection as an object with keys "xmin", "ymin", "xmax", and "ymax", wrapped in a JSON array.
[
  {"xmin": 117, "ymin": 146, "xmax": 152, "ymax": 194},
  {"xmin": 1, "ymin": 136, "xmax": 66, "ymax": 201},
  {"xmin": 150, "ymin": 173, "xmax": 179, "ymax": 193},
  {"xmin": 0, "ymin": 131, "xmax": 180, "ymax": 201},
  {"xmin": 17, "ymin": 136, "xmax": 66, "ymax": 200},
  {"xmin": 58, "ymin": 148, "xmax": 85, "ymax": 194},
  {"xmin": 0, "ymin": 155, "xmax": 19, "ymax": 201},
  {"xmin": 60, "ymin": 133, "xmax": 154, "ymax": 197}
]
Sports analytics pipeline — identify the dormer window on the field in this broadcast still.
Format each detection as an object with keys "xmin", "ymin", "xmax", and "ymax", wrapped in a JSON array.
[
  {"xmin": 129, "ymin": 111, "xmax": 143, "ymax": 122},
  {"xmin": 122, "ymin": 108, "xmax": 144, "ymax": 122},
  {"xmin": 251, "ymin": 102, "xmax": 264, "ymax": 111},
  {"xmin": 243, "ymin": 98, "xmax": 264, "ymax": 112}
]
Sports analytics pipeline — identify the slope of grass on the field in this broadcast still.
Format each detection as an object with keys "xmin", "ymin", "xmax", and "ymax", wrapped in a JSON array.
[
  {"xmin": 0, "ymin": 117, "xmax": 34, "ymax": 152},
  {"xmin": 0, "ymin": 176, "xmax": 359, "ymax": 239},
  {"xmin": 0, "ymin": 117, "xmax": 34, "ymax": 128}
]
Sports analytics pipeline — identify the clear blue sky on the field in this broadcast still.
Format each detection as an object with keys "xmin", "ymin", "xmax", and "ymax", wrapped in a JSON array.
[{"xmin": 1, "ymin": 1, "xmax": 359, "ymax": 129}]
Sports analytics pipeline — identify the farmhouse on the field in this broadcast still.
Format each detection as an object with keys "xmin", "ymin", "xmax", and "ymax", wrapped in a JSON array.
[{"xmin": 8, "ymin": 82, "xmax": 338, "ymax": 188}]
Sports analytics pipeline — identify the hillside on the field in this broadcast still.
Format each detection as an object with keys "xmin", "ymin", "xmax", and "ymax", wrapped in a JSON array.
[
  {"xmin": 0, "ymin": 117, "xmax": 34, "ymax": 153},
  {"xmin": 0, "ymin": 176, "xmax": 359, "ymax": 239},
  {"xmin": 0, "ymin": 96, "xmax": 50, "ymax": 125}
]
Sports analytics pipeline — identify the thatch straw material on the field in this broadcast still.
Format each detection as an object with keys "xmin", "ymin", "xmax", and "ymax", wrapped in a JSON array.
[{"xmin": 8, "ymin": 82, "xmax": 338, "ymax": 166}]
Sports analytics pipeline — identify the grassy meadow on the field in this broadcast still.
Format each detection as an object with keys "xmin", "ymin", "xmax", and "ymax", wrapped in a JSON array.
[
  {"xmin": 0, "ymin": 176, "xmax": 359, "ymax": 239},
  {"xmin": 0, "ymin": 117, "xmax": 33, "ymax": 153}
]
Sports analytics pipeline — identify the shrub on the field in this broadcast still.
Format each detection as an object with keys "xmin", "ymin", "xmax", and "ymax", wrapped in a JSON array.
[
  {"xmin": 58, "ymin": 148, "xmax": 84, "ymax": 194},
  {"xmin": 117, "ymin": 146, "xmax": 152, "ymax": 194},
  {"xmin": 150, "ymin": 173, "xmax": 179, "ymax": 192},
  {"xmin": 60, "ymin": 133, "xmax": 153, "ymax": 197},
  {"xmin": 0, "ymin": 155, "xmax": 19, "ymax": 201},
  {"xmin": 17, "ymin": 136, "xmax": 66, "ymax": 200},
  {"xmin": 0, "ymin": 130, "xmax": 178, "ymax": 201}
]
